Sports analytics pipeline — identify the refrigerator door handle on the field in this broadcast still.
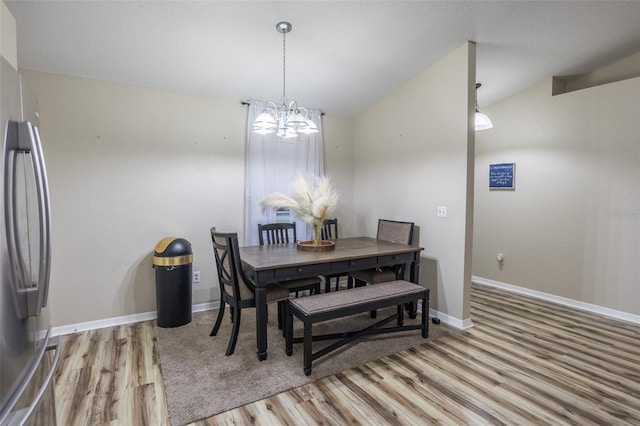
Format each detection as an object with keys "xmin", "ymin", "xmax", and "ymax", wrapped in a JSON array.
[
  {"xmin": 4, "ymin": 120, "xmax": 32, "ymax": 319},
  {"xmin": 4, "ymin": 120, "xmax": 51, "ymax": 318},
  {"xmin": 30, "ymin": 125, "xmax": 52, "ymax": 308},
  {"xmin": 9, "ymin": 121, "xmax": 52, "ymax": 316},
  {"xmin": 6, "ymin": 336, "xmax": 60, "ymax": 426}
]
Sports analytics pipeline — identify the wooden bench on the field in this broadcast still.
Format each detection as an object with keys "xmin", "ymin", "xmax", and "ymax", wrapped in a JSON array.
[{"xmin": 285, "ymin": 280, "xmax": 429, "ymax": 375}]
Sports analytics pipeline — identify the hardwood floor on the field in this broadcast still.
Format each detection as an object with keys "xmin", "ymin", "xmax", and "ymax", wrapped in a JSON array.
[
  {"xmin": 55, "ymin": 284, "xmax": 640, "ymax": 425},
  {"xmin": 54, "ymin": 321, "xmax": 169, "ymax": 425}
]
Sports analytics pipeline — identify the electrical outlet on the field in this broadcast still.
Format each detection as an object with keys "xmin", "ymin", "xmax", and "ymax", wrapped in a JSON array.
[
  {"xmin": 437, "ymin": 206, "xmax": 448, "ymax": 218},
  {"xmin": 193, "ymin": 271, "xmax": 201, "ymax": 283}
]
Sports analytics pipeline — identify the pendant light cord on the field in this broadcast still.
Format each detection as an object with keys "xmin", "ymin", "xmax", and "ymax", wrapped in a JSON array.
[
  {"xmin": 251, "ymin": 21, "xmax": 319, "ymax": 136},
  {"xmin": 282, "ymin": 30, "xmax": 287, "ymax": 106}
]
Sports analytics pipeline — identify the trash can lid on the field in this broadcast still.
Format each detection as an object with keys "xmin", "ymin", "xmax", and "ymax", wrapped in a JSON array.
[{"xmin": 153, "ymin": 237, "xmax": 193, "ymax": 267}]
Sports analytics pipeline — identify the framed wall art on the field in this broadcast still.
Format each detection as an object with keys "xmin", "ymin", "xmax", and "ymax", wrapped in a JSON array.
[{"xmin": 489, "ymin": 163, "xmax": 515, "ymax": 190}]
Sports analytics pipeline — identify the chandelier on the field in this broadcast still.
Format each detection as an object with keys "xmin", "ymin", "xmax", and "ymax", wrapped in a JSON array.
[
  {"xmin": 253, "ymin": 21, "xmax": 318, "ymax": 138},
  {"xmin": 474, "ymin": 83, "xmax": 493, "ymax": 131}
]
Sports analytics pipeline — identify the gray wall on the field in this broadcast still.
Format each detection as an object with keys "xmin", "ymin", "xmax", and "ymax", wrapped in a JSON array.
[
  {"xmin": 474, "ymin": 75, "xmax": 640, "ymax": 317},
  {"xmin": 20, "ymin": 70, "xmax": 355, "ymax": 328},
  {"xmin": 22, "ymin": 41, "xmax": 478, "ymax": 329},
  {"xmin": 354, "ymin": 43, "xmax": 476, "ymax": 327},
  {"xmin": 27, "ymin": 41, "xmax": 636, "ymax": 330}
]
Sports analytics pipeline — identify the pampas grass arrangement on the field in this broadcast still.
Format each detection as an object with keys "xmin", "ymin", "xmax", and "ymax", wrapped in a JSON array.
[{"xmin": 261, "ymin": 174, "xmax": 339, "ymax": 246}]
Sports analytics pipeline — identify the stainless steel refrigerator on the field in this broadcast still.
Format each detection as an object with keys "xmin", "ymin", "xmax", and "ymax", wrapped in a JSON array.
[{"xmin": 0, "ymin": 54, "xmax": 58, "ymax": 425}]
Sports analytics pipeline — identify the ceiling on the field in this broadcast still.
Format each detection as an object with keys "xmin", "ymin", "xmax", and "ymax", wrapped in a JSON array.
[{"xmin": 6, "ymin": 1, "xmax": 640, "ymax": 116}]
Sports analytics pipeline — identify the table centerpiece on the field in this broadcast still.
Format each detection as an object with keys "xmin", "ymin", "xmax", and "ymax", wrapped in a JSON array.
[{"xmin": 260, "ymin": 174, "xmax": 339, "ymax": 251}]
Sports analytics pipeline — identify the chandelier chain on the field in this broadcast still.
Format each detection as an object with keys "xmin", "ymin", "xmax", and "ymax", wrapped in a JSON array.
[
  {"xmin": 251, "ymin": 21, "xmax": 318, "ymax": 137},
  {"xmin": 282, "ymin": 30, "xmax": 287, "ymax": 105}
]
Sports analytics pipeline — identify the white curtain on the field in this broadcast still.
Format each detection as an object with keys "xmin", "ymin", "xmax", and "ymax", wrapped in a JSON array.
[{"xmin": 244, "ymin": 100, "xmax": 324, "ymax": 245}]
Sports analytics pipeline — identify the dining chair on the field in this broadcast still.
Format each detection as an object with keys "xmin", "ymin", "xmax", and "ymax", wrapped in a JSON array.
[
  {"xmin": 258, "ymin": 223, "xmax": 322, "ymax": 299},
  {"xmin": 209, "ymin": 229, "xmax": 291, "ymax": 356},
  {"xmin": 320, "ymin": 218, "xmax": 347, "ymax": 292},
  {"xmin": 321, "ymin": 218, "xmax": 338, "ymax": 240},
  {"xmin": 348, "ymin": 219, "xmax": 415, "ymax": 318},
  {"xmin": 258, "ymin": 222, "xmax": 297, "ymax": 245},
  {"xmin": 348, "ymin": 219, "xmax": 415, "ymax": 287}
]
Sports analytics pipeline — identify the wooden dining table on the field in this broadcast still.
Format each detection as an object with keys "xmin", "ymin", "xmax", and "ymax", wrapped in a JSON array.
[{"xmin": 239, "ymin": 236, "xmax": 424, "ymax": 361}]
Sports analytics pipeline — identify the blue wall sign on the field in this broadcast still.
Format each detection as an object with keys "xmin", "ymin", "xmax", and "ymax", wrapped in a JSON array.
[{"xmin": 489, "ymin": 163, "xmax": 515, "ymax": 189}]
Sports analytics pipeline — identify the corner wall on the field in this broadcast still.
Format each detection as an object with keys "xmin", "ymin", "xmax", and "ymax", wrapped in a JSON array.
[
  {"xmin": 354, "ymin": 43, "xmax": 476, "ymax": 326},
  {"xmin": 474, "ymin": 76, "xmax": 640, "ymax": 317}
]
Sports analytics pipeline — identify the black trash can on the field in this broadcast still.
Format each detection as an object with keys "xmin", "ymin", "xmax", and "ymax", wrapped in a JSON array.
[{"xmin": 153, "ymin": 237, "xmax": 193, "ymax": 327}]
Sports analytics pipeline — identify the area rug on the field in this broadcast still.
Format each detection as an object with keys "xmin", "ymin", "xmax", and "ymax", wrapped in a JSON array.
[{"xmin": 156, "ymin": 303, "xmax": 448, "ymax": 426}]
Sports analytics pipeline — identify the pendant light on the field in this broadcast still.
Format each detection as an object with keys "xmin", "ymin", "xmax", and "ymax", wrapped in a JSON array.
[
  {"xmin": 475, "ymin": 83, "xmax": 493, "ymax": 131},
  {"xmin": 253, "ymin": 21, "xmax": 318, "ymax": 138}
]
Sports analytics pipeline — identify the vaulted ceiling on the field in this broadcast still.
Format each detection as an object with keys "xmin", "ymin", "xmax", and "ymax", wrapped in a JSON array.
[{"xmin": 6, "ymin": 1, "xmax": 640, "ymax": 116}]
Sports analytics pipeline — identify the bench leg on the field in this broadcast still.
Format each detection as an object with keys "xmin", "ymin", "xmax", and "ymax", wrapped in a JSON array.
[
  {"xmin": 303, "ymin": 321, "xmax": 313, "ymax": 376},
  {"xmin": 397, "ymin": 303, "xmax": 404, "ymax": 326}
]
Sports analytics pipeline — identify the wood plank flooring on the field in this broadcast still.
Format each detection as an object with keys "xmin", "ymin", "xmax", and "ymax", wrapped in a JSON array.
[
  {"xmin": 55, "ymin": 284, "xmax": 640, "ymax": 425},
  {"xmin": 54, "ymin": 321, "xmax": 169, "ymax": 425}
]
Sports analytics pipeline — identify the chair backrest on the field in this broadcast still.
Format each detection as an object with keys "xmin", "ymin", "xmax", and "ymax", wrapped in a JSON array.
[
  {"xmin": 210, "ymin": 228, "xmax": 254, "ymax": 302},
  {"xmin": 321, "ymin": 218, "xmax": 338, "ymax": 240},
  {"xmin": 377, "ymin": 219, "xmax": 414, "ymax": 245},
  {"xmin": 258, "ymin": 223, "xmax": 297, "ymax": 245}
]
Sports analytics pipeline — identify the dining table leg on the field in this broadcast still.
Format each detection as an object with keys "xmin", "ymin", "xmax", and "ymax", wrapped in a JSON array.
[
  {"xmin": 255, "ymin": 285, "xmax": 268, "ymax": 360},
  {"xmin": 407, "ymin": 257, "xmax": 421, "ymax": 319}
]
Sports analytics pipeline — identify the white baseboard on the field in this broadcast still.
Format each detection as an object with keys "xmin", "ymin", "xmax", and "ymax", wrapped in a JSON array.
[
  {"xmin": 62, "ymin": 275, "xmax": 635, "ymax": 338},
  {"xmin": 409, "ymin": 299, "xmax": 472, "ymax": 330},
  {"xmin": 51, "ymin": 301, "xmax": 220, "ymax": 337},
  {"xmin": 52, "ymin": 298, "xmax": 467, "ymax": 336},
  {"xmin": 472, "ymin": 276, "xmax": 640, "ymax": 326},
  {"xmin": 427, "ymin": 309, "xmax": 474, "ymax": 330}
]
